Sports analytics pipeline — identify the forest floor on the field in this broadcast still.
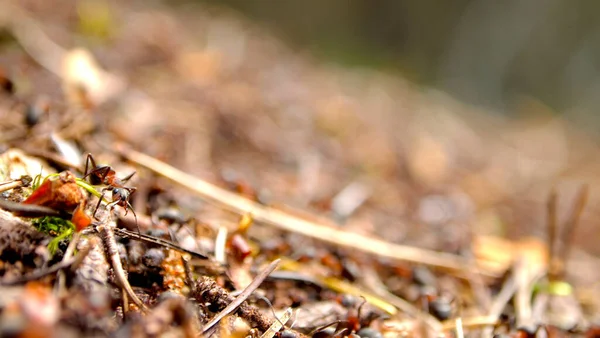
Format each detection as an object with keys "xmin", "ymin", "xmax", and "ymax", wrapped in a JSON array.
[{"xmin": 0, "ymin": 1, "xmax": 599, "ymax": 337}]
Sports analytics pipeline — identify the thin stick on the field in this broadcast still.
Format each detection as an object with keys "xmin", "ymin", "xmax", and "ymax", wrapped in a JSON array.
[
  {"xmin": 113, "ymin": 228, "xmax": 209, "ymax": 260},
  {"xmin": 547, "ymin": 188, "xmax": 559, "ymax": 280},
  {"xmin": 96, "ymin": 220, "xmax": 148, "ymax": 311},
  {"xmin": 122, "ymin": 289, "xmax": 130, "ymax": 314},
  {"xmin": 0, "ymin": 199, "xmax": 61, "ymax": 217},
  {"xmin": 215, "ymin": 226, "xmax": 228, "ymax": 265},
  {"xmin": 514, "ymin": 257, "xmax": 545, "ymax": 329},
  {"xmin": 0, "ymin": 175, "xmax": 31, "ymax": 193},
  {"xmin": 0, "ymin": 181, "xmax": 21, "ymax": 192},
  {"xmin": 261, "ymin": 308, "xmax": 292, "ymax": 338},
  {"xmin": 481, "ymin": 268, "xmax": 518, "ymax": 337},
  {"xmin": 559, "ymin": 184, "xmax": 589, "ymax": 280},
  {"xmin": 118, "ymin": 146, "xmax": 497, "ymax": 276},
  {"xmin": 442, "ymin": 315, "xmax": 497, "ymax": 331},
  {"xmin": 201, "ymin": 259, "xmax": 280, "ymax": 333},
  {"xmin": 455, "ymin": 317, "xmax": 464, "ymax": 338}
]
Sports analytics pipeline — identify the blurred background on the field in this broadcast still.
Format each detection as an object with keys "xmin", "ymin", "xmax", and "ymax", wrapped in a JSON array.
[
  {"xmin": 3, "ymin": 0, "xmax": 600, "ymax": 265},
  {"xmin": 199, "ymin": 0, "xmax": 600, "ymax": 129}
]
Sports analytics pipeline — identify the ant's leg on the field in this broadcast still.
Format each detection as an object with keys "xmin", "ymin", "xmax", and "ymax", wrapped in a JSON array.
[
  {"xmin": 105, "ymin": 189, "xmax": 121, "ymax": 212},
  {"xmin": 93, "ymin": 190, "xmax": 107, "ymax": 220},
  {"xmin": 356, "ymin": 296, "xmax": 367, "ymax": 328},
  {"xmin": 84, "ymin": 154, "xmax": 96, "ymax": 178},
  {"xmin": 126, "ymin": 201, "xmax": 140, "ymax": 235},
  {"xmin": 120, "ymin": 171, "xmax": 136, "ymax": 184}
]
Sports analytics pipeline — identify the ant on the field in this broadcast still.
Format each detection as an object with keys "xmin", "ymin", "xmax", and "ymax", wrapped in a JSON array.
[
  {"xmin": 310, "ymin": 295, "xmax": 383, "ymax": 338},
  {"xmin": 83, "ymin": 154, "xmax": 138, "ymax": 231}
]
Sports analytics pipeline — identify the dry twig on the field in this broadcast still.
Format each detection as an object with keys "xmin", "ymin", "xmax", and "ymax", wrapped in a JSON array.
[
  {"xmin": 96, "ymin": 218, "xmax": 148, "ymax": 311},
  {"xmin": 547, "ymin": 188, "xmax": 558, "ymax": 280},
  {"xmin": 0, "ymin": 199, "xmax": 61, "ymax": 217},
  {"xmin": 514, "ymin": 257, "xmax": 545, "ymax": 329},
  {"xmin": 261, "ymin": 308, "xmax": 293, "ymax": 338},
  {"xmin": 481, "ymin": 267, "xmax": 518, "ymax": 337},
  {"xmin": 118, "ymin": 146, "xmax": 498, "ymax": 276},
  {"xmin": 558, "ymin": 184, "xmax": 588, "ymax": 280},
  {"xmin": 198, "ymin": 259, "xmax": 281, "ymax": 334},
  {"xmin": 114, "ymin": 227, "xmax": 209, "ymax": 260}
]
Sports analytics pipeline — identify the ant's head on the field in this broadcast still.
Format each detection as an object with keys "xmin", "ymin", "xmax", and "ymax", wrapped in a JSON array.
[
  {"xmin": 112, "ymin": 188, "xmax": 127, "ymax": 203},
  {"xmin": 112, "ymin": 187, "xmax": 136, "ymax": 205},
  {"xmin": 109, "ymin": 187, "xmax": 138, "ymax": 231}
]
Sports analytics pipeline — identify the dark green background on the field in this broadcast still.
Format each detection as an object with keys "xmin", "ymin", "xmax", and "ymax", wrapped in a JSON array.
[{"xmin": 197, "ymin": 0, "xmax": 600, "ymax": 122}]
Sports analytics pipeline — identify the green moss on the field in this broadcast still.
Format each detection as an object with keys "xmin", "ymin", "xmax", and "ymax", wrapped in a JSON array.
[{"xmin": 31, "ymin": 216, "xmax": 75, "ymax": 255}]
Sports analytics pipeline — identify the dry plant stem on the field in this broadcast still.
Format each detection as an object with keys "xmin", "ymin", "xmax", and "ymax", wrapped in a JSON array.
[
  {"xmin": 122, "ymin": 289, "xmax": 130, "ymax": 314},
  {"xmin": 455, "ymin": 317, "xmax": 464, "ymax": 338},
  {"xmin": 96, "ymin": 220, "xmax": 148, "ymax": 311},
  {"xmin": 559, "ymin": 184, "xmax": 588, "ymax": 279},
  {"xmin": 0, "ymin": 199, "xmax": 61, "ymax": 217},
  {"xmin": 443, "ymin": 316, "xmax": 498, "ymax": 331},
  {"xmin": 113, "ymin": 227, "xmax": 209, "ymax": 260},
  {"xmin": 215, "ymin": 226, "xmax": 228, "ymax": 265},
  {"xmin": 514, "ymin": 258, "xmax": 531, "ymax": 328},
  {"xmin": 547, "ymin": 188, "xmax": 558, "ymax": 280},
  {"xmin": 119, "ymin": 146, "xmax": 495, "ymax": 276},
  {"xmin": 199, "ymin": 259, "xmax": 281, "ymax": 334},
  {"xmin": 0, "ymin": 180, "xmax": 25, "ymax": 193},
  {"xmin": 481, "ymin": 269, "xmax": 518, "ymax": 337},
  {"xmin": 196, "ymin": 278, "xmax": 273, "ymax": 335},
  {"xmin": 514, "ymin": 257, "xmax": 545, "ymax": 329},
  {"xmin": 260, "ymin": 308, "xmax": 292, "ymax": 338}
]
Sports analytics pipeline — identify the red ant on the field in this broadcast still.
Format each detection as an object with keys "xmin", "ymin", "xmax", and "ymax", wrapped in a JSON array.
[
  {"xmin": 83, "ymin": 154, "xmax": 138, "ymax": 231},
  {"xmin": 310, "ymin": 295, "xmax": 383, "ymax": 338}
]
